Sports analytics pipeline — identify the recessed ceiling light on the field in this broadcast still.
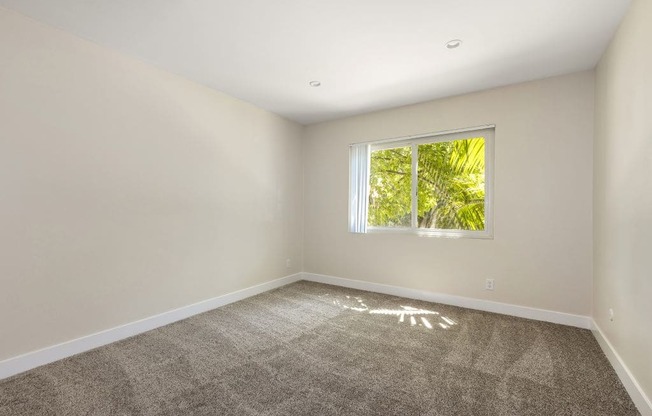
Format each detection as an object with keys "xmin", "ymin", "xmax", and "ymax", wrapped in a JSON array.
[
  {"xmin": 445, "ymin": 39, "xmax": 463, "ymax": 49},
  {"xmin": 309, "ymin": 81, "xmax": 321, "ymax": 87}
]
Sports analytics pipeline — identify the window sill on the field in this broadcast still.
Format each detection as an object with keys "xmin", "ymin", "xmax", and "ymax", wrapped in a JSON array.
[{"xmin": 365, "ymin": 227, "xmax": 494, "ymax": 240}]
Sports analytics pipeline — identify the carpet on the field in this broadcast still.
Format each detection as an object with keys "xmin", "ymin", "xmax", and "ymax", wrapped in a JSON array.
[{"xmin": 0, "ymin": 281, "xmax": 639, "ymax": 415}]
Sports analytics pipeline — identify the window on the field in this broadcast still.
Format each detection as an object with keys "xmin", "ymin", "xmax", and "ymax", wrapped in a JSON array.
[{"xmin": 349, "ymin": 125, "xmax": 494, "ymax": 238}]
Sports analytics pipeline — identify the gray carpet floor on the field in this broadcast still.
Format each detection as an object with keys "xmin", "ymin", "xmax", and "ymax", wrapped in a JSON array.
[{"xmin": 0, "ymin": 281, "xmax": 639, "ymax": 415}]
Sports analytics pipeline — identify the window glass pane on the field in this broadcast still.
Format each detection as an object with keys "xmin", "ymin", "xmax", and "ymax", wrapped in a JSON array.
[
  {"xmin": 417, "ymin": 137, "xmax": 485, "ymax": 230},
  {"xmin": 368, "ymin": 146, "xmax": 412, "ymax": 227}
]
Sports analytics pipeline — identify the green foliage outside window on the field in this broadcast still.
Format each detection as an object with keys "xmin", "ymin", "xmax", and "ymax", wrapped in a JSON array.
[
  {"xmin": 368, "ymin": 137, "xmax": 485, "ymax": 230},
  {"xmin": 368, "ymin": 146, "xmax": 412, "ymax": 227}
]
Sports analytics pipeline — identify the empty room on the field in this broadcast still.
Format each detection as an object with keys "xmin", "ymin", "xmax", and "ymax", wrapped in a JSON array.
[{"xmin": 0, "ymin": 0, "xmax": 650, "ymax": 415}]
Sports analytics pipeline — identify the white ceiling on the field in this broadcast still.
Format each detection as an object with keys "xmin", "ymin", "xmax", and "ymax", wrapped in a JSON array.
[{"xmin": 0, "ymin": 0, "xmax": 631, "ymax": 124}]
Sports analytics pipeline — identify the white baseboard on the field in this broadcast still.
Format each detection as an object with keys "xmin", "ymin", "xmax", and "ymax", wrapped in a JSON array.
[
  {"xmin": 0, "ymin": 273, "xmax": 302, "ymax": 381},
  {"xmin": 3, "ymin": 271, "xmax": 648, "ymax": 415},
  {"xmin": 301, "ymin": 272, "xmax": 592, "ymax": 329},
  {"xmin": 592, "ymin": 321, "xmax": 652, "ymax": 416},
  {"xmin": 301, "ymin": 273, "xmax": 651, "ymax": 413}
]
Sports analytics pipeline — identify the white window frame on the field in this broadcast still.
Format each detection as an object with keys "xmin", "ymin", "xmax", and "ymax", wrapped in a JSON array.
[{"xmin": 349, "ymin": 125, "xmax": 495, "ymax": 239}]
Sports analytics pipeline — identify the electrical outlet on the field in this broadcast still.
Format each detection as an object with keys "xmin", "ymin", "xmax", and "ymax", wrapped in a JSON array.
[
  {"xmin": 609, "ymin": 308, "xmax": 614, "ymax": 322},
  {"xmin": 485, "ymin": 279, "xmax": 495, "ymax": 291},
  {"xmin": 286, "ymin": 258, "xmax": 291, "ymax": 268}
]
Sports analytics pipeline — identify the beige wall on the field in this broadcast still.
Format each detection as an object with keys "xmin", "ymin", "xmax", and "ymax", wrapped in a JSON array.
[
  {"xmin": 0, "ymin": 7, "xmax": 303, "ymax": 361},
  {"xmin": 594, "ymin": 0, "xmax": 652, "ymax": 401},
  {"xmin": 7, "ymin": 1, "xmax": 643, "ymax": 392},
  {"xmin": 304, "ymin": 72, "xmax": 594, "ymax": 316}
]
